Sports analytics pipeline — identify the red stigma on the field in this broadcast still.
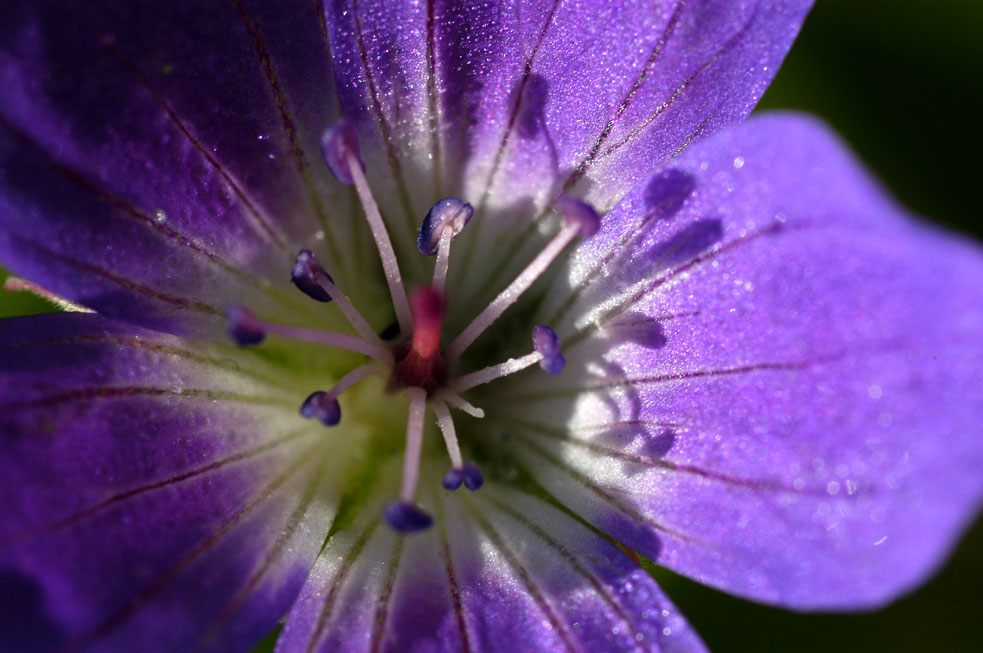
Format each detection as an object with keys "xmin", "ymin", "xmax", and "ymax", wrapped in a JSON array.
[{"xmin": 394, "ymin": 286, "xmax": 447, "ymax": 392}]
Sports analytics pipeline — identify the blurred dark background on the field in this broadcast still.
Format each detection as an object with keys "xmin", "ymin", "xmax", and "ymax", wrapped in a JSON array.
[{"xmin": 1, "ymin": 0, "xmax": 980, "ymax": 650}]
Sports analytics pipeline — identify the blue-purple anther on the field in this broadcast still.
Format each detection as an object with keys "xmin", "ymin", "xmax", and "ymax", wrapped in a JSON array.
[
  {"xmin": 442, "ymin": 462, "xmax": 484, "ymax": 491},
  {"xmin": 226, "ymin": 305, "xmax": 265, "ymax": 346},
  {"xmin": 299, "ymin": 391, "xmax": 342, "ymax": 427},
  {"xmin": 383, "ymin": 501, "xmax": 433, "ymax": 533},
  {"xmin": 418, "ymin": 198, "xmax": 475, "ymax": 255},
  {"xmin": 555, "ymin": 193, "xmax": 601, "ymax": 238},
  {"xmin": 532, "ymin": 325, "xmax": 566, "ymax": 375},
  {"xmin": 291, "ymin": 249, "xmax": 334, "ymax": 303},
  {"xmin": 320, "ymin": 119, "xmax": 363, "ymax": 185}
]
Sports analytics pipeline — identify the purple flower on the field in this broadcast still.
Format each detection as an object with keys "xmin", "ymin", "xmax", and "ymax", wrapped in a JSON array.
[{"xmin": 0, "ymin": 1, "xmax": 981, "ymax": 651}]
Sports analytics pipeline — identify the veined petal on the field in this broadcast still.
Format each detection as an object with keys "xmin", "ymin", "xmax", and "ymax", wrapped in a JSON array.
[
  {"xmin": 0, "ymin": 314, "xmax": 337, "ymax": 651},
  {"xmin": 279, "ymin": 465, "xmax": 704, "ymax": 652},
  {"xmin": 0, "ymin": 1, "xmax": 355, "ymax": 338},
  {"xmin": 326, "ymin": 1, "xmax": 810, "ymax": 248},
  {"xmin": 502, "ymin": 113, "xmax": 983, "ymax": 609}
]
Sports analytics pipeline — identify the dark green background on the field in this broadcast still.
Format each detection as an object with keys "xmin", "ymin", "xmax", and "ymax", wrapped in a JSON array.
[{"xmin": 2, "ymin": 0, "xmax": 980, "ymax": 650}]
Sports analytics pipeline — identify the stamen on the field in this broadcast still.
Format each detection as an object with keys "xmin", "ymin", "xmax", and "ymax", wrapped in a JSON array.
[
  {"xmin": 447, "ymin": 194, "xmax": 600, "ymax": 361},
  {"xmin": 226, "ymin": 305, "xmax": 266, "ymax": 346},
  {"xmin": 439, "ymin": 392, "xmax": 486, "ymax": 419},
  {"xmin": 291, "ymin": 250, "xmax": 384, "ymax": 345},
  {"xmin": 449, "ymin": 325, "xmax": 565, "ymax": 392},
  {"xmin": 299, "ymin": 365, "xmax": 379, "ymax": 427},
  {"xmin": 320, "ymin": 120, "xmax": 363, "ymax": 186},
  {"xmin": 299, "ymin": 391, "xmax": 341, "ymax": 426},
  {"xmin": 418, "ymin": 198, "xmax": 474, "ymax": 291},
  {"xmin": 227, "ymin": 305, "xmax": 393, "ymax": 364},
  {"xmin": 322, "ymin": 121, "xmax": 412, "ymax": 334},
  {"xmin": 384, "ymin": 387, "xmax": 432, "ymax": 533}
]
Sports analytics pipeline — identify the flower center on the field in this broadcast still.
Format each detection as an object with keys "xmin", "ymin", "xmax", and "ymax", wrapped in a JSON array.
[{"xmin": 226, "ymin": 120, "xmax": 598, "ymax": 533}]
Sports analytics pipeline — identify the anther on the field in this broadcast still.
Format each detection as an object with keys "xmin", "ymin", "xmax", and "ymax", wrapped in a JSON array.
[
  {"xmin": 554, "ymin": 193, "xmax": 601, "ymax": 238},
  {"xmin": 299, "ymin": 365, "xmax": 379, "ymax": 427},
  {"xmin": 383, "ymin": 501, "xmax": 433, "ymax": 533},
  {"xmin": 320, "ymin": 120, "xmax": 363, "ymax": 185},
  {"xmin": 447, "ymin": 195, "xmax": 600, "ymax": 361},
  {"xmin": 291, "ymin": 249, "xmax": 334, "ymax": 303},
  {"xmin": 419, "ymin": 198, "xmax": 474, "ymax": 292},
  {"xmin": 300, "ymin": 391, "xmax": 341, "ymax": 426},
  {"xmin": 290, "ymin": 250, "xmax": 383, "ymax": 344},
  {"xmin": 442, "ymin": 462, "xmax": 484, "ymax": 492},
  {"xmin": 532, "ymin": 325, "xmax": 566, "ymax": 375},
  {"xmin": 226, "ymin": 305, "xmax": 266, "ymax": 346},
  {"xmin": 324, "ymin": 119, "xmax": 412, "ymax": 334}
]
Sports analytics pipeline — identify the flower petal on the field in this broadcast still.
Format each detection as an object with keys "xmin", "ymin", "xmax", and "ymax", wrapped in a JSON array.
[
  {"xmin": 278, "ymin": 467, "xmax": 704, "ymax": 652},
  {"xmin": 325, "ymin": 0, "xmax": 811, "ymax": 229},
  {"xmin": 506, "ymin": 113, "xmax": 983, "ymax": 609},
  {"xmin": 0, "ymin": 314, "xmax": 336, "ymax": 651},
  {"xmin": 0, "ymin": 1, "xmax": 353, "ymax": 337}
]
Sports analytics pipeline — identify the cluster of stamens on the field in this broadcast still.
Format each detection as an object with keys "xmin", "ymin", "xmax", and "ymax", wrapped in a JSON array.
[{"xmin": 227, "ymin": 120, "xmax": 599, "ymax": 533}]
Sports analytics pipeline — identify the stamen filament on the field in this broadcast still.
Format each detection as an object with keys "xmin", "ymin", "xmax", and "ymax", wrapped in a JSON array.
[
  {"xmin": 399, "ymin": 387, "xmax": 428, "ymax": 502},
  {"xmin": 432, "ymin": 400, "xmax": 464, "ymax": 469},
  {"xmin": 448, "ymin": 223, "xmax": 580, "ymax": 360},
  {"xmin": 328, "ymin": 364, "xmax": 379, "ymax": 398},
  {"xmin": 256, "ymin": 318, "xmax": 393, "ymax": 364},
  {"xmin": 439, "ymin": 392, "xmax": 486, "ymax": 419},
  {"xmin": 432, "ymin": 229, "xmax": 453, "ymax": 292},
  {"xmin": 450, "ymin": 352, "xmax": 543, "ymax": 393},
  {"xmin": 317, "ymin": 275, "xmax": 386, "ymax": 346},
  {"xmin": 347, "ymin": 153, "xmax": 412, "ymax": 334}
]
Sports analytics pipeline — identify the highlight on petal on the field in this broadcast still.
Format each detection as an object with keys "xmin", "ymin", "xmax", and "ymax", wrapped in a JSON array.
[
  {"xmin": 511, "ymin": 113, "xmax": 983, "ymax": 609},
  {"xmin": 278, "ymin": 467, "xmax": 704, "ymax": 652},
  {"xmin": 0, "ymin": 314, "xmax": 338, "ymax": 650}
]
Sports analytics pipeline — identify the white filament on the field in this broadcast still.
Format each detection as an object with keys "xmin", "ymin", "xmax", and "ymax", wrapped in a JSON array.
[
  {"xmin": 449, "ymin": 351, "xmax": 543, "ymax": 393},
  {"xmin": 447, "ymin": 223, "xmax": 580, "ymax": 361},
  {"xmin": 347, "ymin": 153, "xmax": 412, "ymax": 334},
  {"xmin": 317, "ymin": 275, "xmax": 385, "ymax": 346},
  {"xmin": 256, "ymin": 319, "xmax": 393, "ymax": 364},
  {"xmin": 399, "ymin": 387, "xmax": 428, "ymax": 501},
  {"xmin": 327, "ymin": 364, "xmax": 379, "ymax": 398},
  {"xmin": 439, "ymin": 392, "xmax": 486, "ymax": 419},
  {"xmin": 432, "ymin": 400, "xmax": 464, "ymax": 469}
]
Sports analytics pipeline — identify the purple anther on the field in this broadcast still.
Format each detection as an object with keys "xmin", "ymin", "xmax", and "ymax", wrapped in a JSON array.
[
  {"xmin": 442, "ymin": 467, "xmax": 465, "ymax": 491},
  {"xmin": 383, "ymin": 501, "xmax": 433, "ymax": 533},
  {"xmin": 418, "ymin": 198, "xmax": 474, "ymax": 255},
  {"xmin": 226, "ymin": 305, "xmax": 265, "ymax": 346},
  {"xmin": 291, "ymin": 249, "xmax": 334, "ymax": 303},
  {"xmin": 320, "ymin": 120, "xmax": 363, "ymax": 185},
  {"xmin": 555, "ymin": 193, "xmax": 600, "ymax": 238},
  {"xmin": 532, "ymin": 325, "xmax": 566, "ymax": 375},
  {"xmin": 462, "ymin": 462, "xmax": 484, "ymax": 491},
  {"xmin": 299, "ymin": 391, "xmax": 342, "ymax": 426}
]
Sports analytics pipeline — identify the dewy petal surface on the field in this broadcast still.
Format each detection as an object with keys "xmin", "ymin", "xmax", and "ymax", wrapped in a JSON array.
[
  {"xmin": 0, "ymin": 0, "xmax": 354, "ymax": 338},
  {"xmin": 0, "ymin": 314, "xmax": 337, "ymax": 651},
  {"xmin": 325, "ymin": 0, "xmax": 812, "ymax": 248},
  {"xmin": 279, "ymin": 468, "xmax": 704, "ymax": 653},
  {"xmin": 498, "ymin": 113, "xmax": 983, "ymax": 608}
]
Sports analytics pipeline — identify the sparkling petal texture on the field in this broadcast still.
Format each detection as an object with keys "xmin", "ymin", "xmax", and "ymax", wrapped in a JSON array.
[
  {"xmin": 0, "ymin": 314, "xmax": 335, "ymax": 651},
  {"xmin": 503, "ymin": 113, "xmax": 983, "ymax": 608},
  {"xmin": 0, "ymin": 0, "xmax": 981, "ymax": 651},
  {"xmin": 278, "ymin": 473, "xmax": 704, "ymax": 652},
  {"xmin": 0, "ymin": 0, "xmax": 347, "ymax": 337}
]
